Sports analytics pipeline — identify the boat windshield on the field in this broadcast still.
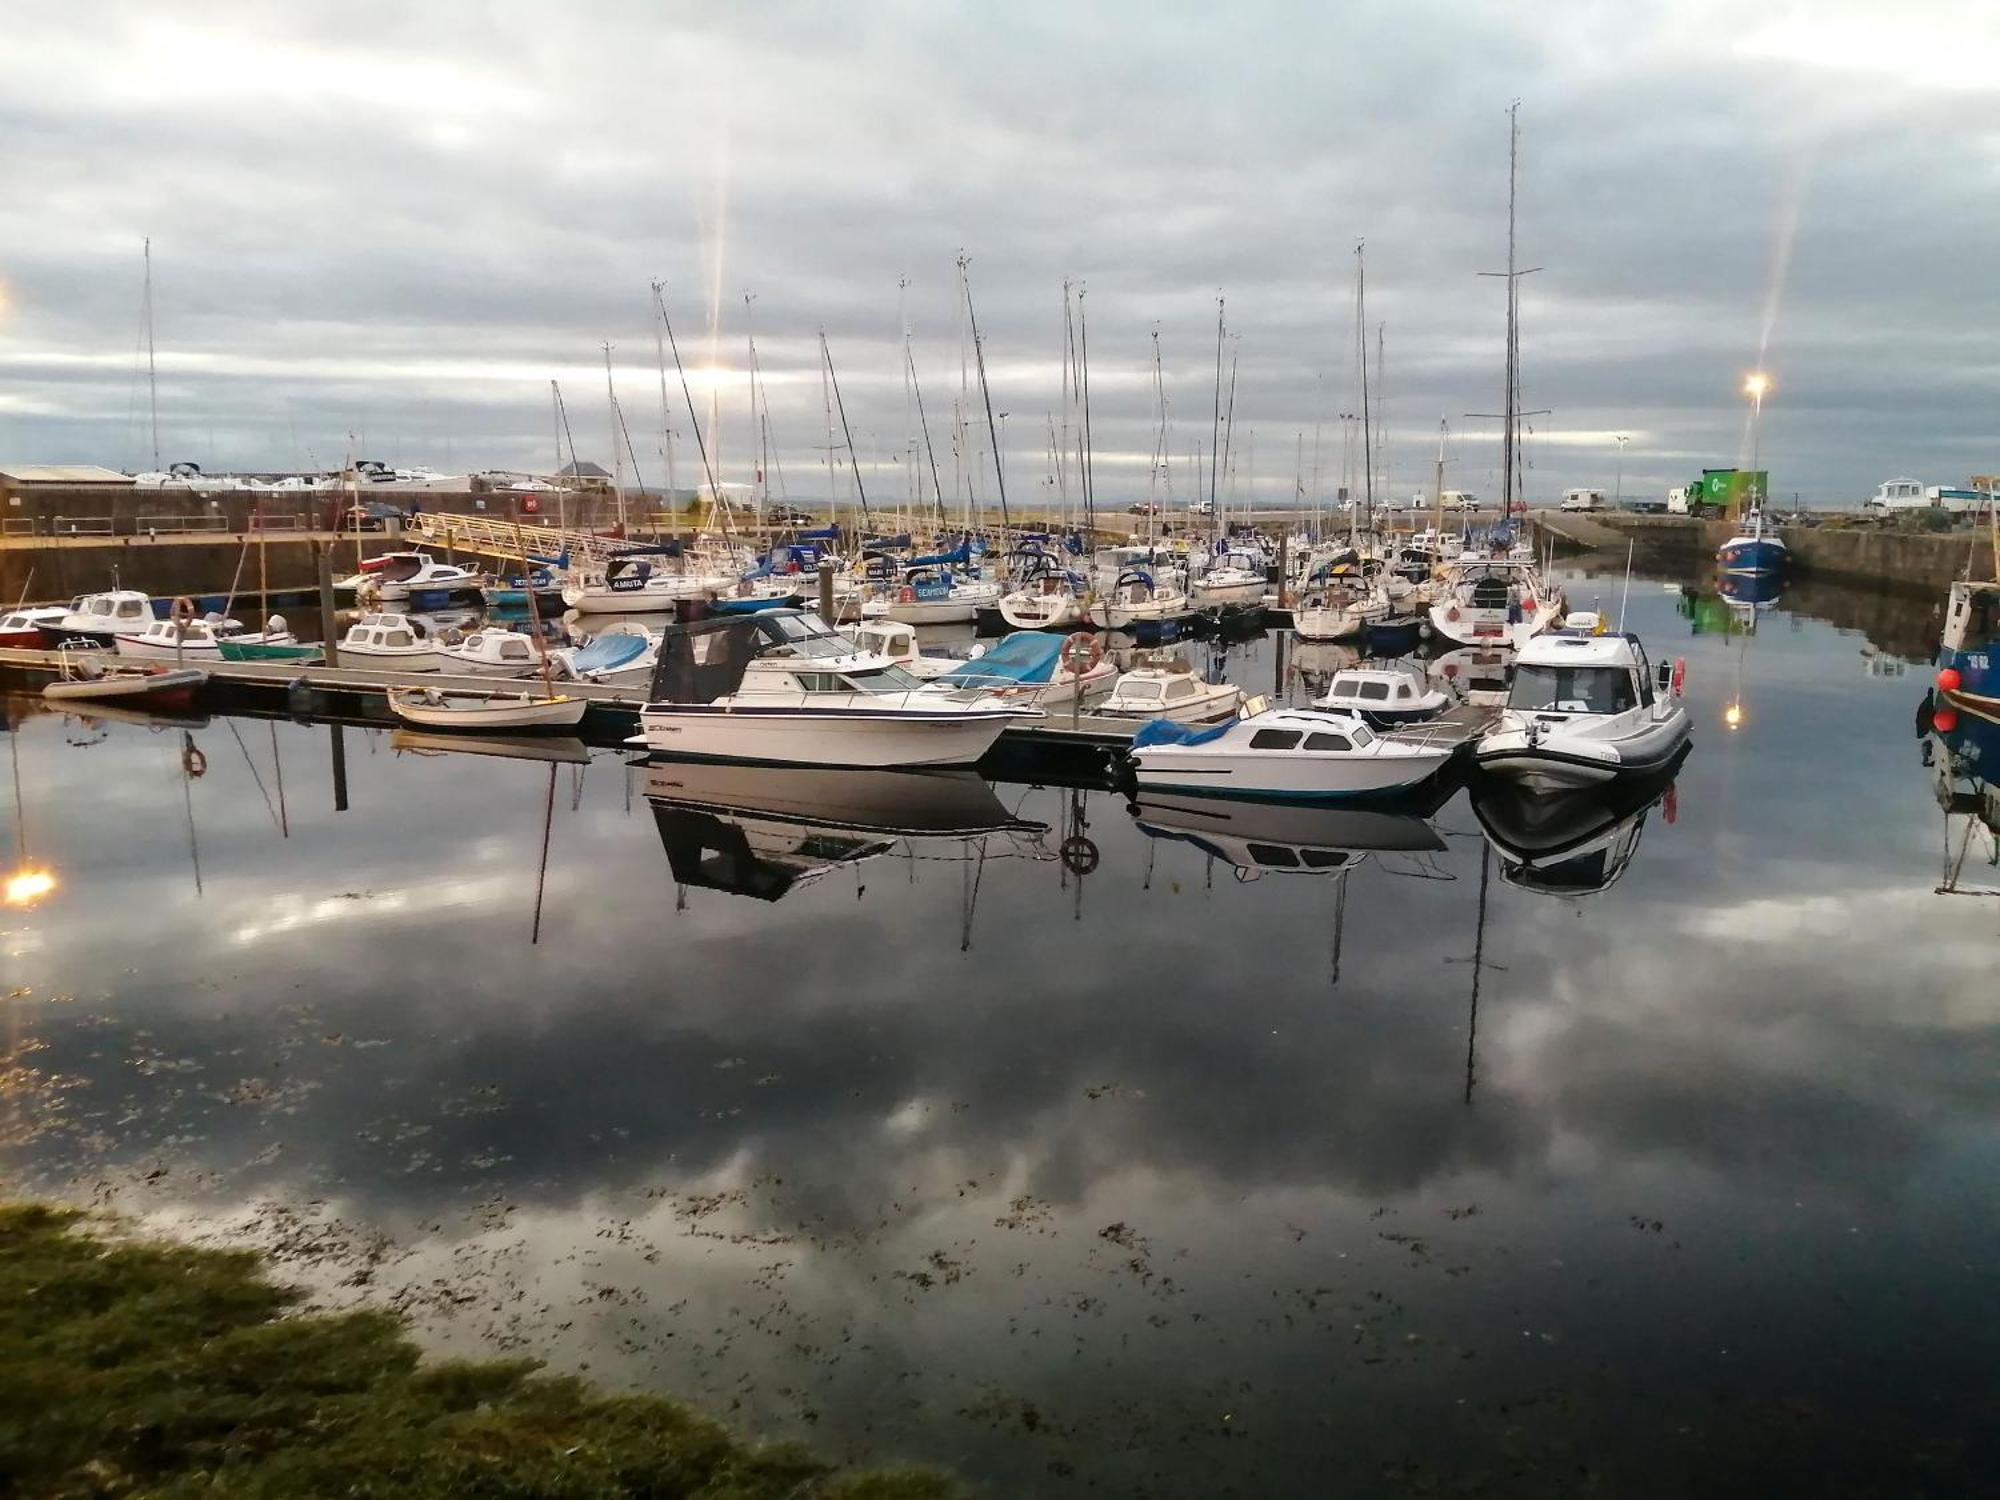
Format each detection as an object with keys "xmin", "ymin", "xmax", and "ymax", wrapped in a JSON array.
[
  {"xmin": 765, "ymin": 615, "xmax": 859, "ymax": 661},
  {"xmin": 842, "ymin": 664, "xmax": 925, "ymax": 694},
  {"xmin": 1510, "ymin": 664, "xmax": 1635, "ymax": 714}
]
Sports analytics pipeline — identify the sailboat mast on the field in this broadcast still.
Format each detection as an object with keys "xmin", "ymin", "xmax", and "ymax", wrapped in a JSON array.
[
  {"xmin": 1058, "ymin": 281, "xmax": 1073, "ymax": 525},
  {"xmin": 649, "ymin": 282, "xmax": 678, "ymax": 499},
  {"xmin": 960, "ymin": 255, "xmax": 1010, "ymax": 531},
  {"xmin": 603, "ymin": 343, "xmax": 626, "ymax": 533},
  {"xmin": 1357, "ymin": 243, "xmax": 1374, "ymax": 533},
  {"xmin": 143, "ymin": 237, "xmax": 161, "ymax": 470},
  {"xmin": 821, "ymin": 332, "xmax": 872, "ymax": 529},
  {"xmin": 1503, "ymin": 102, "xmax": 1519, "ymax": 513},
  {"xmin": 1077, "ymin": 283, "xmax": 1095, "ymax": 534},
  {"xmin": 907, "ymin": 336, "xmax": 949, "ymax": 522},
  {"xmin": 1210, "ymin": 295, "xmax": 1224, "ymax": 512}
]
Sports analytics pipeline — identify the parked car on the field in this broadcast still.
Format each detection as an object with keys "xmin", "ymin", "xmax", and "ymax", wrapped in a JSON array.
[
  {"xmin": 766, "ymin": 506, "xmax": 816, "ymax": 527},
  {"xmin": 1128, "ymin": 501, "xmax": 1162, "ymax": 516},
  {"xmin": 1191, "ymin": 499, "xmax": 1216, "ymax": 517}
]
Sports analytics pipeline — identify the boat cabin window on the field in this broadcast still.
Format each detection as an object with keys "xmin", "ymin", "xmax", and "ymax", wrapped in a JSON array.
[
  {"xmin": 1510, "ymin": 663, "xmax": 1636, "ymax": 714},
  {"xmin": 1165, "ymin": 679, "xmax": 1197, "ymax": 700},
  {"xmin": 501, "ymin": 640, "xmax": 531, "ymax": 660},
  {"xmin": 1355, "ymin": 680, "xmax": 1390, "ymax": 701},
  {"xmin": 1396, "ymin": 684, "xmax": 1413, "ymax": 700},
  {"xmin": 387, "ymin": 630, "xmax": 412, "ymax": 647},
  {"xmin": 117, "ymin": 600, "xmax": 145, "ymax": 619},
  {"xmin": 843, "ymin": 664, "xmax": 923, "ymax": 694},
  {"xmin": 1247, "ymin": 843, "xmax": 1301, "ymax": 868},
  {"xmin": 1122, "ymin": 681, "xmax": 1162, "ymax": 701},
  {"xmin": 1248, "ymin": 729, "xmax": 1301, "ymax": 750},
  {"xmin": 1304, "ymin": 732, "xmax": 1353, "ymax": 751}
]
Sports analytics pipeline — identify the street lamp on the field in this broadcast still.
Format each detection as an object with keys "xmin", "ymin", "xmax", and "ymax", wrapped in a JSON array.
[
  {"xmin": 1743, "ymin": 372, "xmax": 1771, "ymax": 495},
  {"xmin": 1614, "ymin": 432, "xmax": 1628, "ymax": 508}
]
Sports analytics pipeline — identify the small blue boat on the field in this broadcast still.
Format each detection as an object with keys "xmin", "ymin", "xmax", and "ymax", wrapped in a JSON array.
[
  {"xmin": 1937, "ymin": 580, "xmax": 2000, "ymax": 718},
  {"xmin": 1716, "ymin": 510, "xmax": 1788, "ymax": 575}
]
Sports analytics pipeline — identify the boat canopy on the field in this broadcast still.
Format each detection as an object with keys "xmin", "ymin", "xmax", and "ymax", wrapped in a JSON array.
[
  {"xmin": 613, "ymin": 540, "xmax": 684, "ymax": 559},
  {"xmin": 567, "ymin": 632, "xmax": 652, "ymax": 674},
  {"xmin": 906, "ymin": 540, "xmax": 973, "ymax": 569},
  {"xmin": 795, "ymin": 525, "xmax": 840, "ymax": 541},
  {"xmin": 647, "ymin": 608, "xmax": 844, "ymax": 704},
  {"xmin": 1131, "ymin": 717, "xmax": 1234, "ymax": 749},
  {"xmin": 938, "ymin": 632, "xmax": 1064, "ymax": 687}
]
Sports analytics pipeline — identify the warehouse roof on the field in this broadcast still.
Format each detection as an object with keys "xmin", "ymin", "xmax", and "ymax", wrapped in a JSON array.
[{"xmin": 0, "ymin": 464, "xmax": 137, "ymax": 485}]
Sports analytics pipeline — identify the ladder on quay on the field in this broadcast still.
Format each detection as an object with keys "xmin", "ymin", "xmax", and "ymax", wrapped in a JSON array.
[{"xmin": 407, "ymin": 512, "xmax": 629, "ymax": 566}]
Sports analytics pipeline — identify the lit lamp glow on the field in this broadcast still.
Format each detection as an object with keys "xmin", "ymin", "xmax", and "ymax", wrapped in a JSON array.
[
  {"xmin": 3, "ymin": 867, "xmax": 56, "ymax": 908},
  {"xmin": 1723, "ymin": 702, "xmax": 1745, "ymax": 731}
]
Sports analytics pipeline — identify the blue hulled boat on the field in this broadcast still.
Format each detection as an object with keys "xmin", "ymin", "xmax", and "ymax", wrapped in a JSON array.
[
  {"xmin": 1937, "ymin": 580, "xmax": 2000, "ymax": 717},
  {"xmin": 1716, "ymin": 509, "xmax": 1788, "ymax": 576}
]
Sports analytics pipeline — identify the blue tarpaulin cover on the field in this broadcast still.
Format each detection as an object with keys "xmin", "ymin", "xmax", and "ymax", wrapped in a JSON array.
[
  {"xmin": 1131, "ymin": 717, "xmax": 1233, "ymax": 749},
  {"xmin": 939, "ymin": 632, "xmax": 1065, "ymax": 686}
]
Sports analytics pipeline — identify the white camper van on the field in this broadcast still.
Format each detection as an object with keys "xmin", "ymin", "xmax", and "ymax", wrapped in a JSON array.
[{"xmin": 1559, "ymin": 488, "xmax": 1608, "ymax": 512}]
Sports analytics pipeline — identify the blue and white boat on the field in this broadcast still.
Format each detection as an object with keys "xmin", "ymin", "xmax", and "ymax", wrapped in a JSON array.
[
  {"xmin": 1716, "ymin": 509, "xmax": 1788, "ymax": 576},
  {"xmin": 549, "ymin": 623, "xmax": 657, "ymax": 686},
  {"xmin": 919, "ymin": 631, "xmax": 1117, "ymax": 708},
  {"xmin": 1126, "ymin": 707, "xmax": 1459, "ymax": 801},
  {"xmin": 1937, "ymin": 580, "xmax": 2000, "ymax": 718}
]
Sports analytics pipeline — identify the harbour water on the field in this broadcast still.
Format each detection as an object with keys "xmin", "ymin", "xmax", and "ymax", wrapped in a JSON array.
[{"xmin": 3, "ymin": 564, "xmax": 1993, "ymax": 1496}]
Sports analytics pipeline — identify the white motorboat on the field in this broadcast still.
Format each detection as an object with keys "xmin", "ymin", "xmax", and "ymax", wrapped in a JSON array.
[
  {"xmin": 0, "ymin": 605, "xmax": 73, "ymax": 648},
  {"xmin": 1127, "ymin": 707, "xmax": 1459, "ymax": 801},
  {"xmin": 387, "ymin": 686, "xmax": 588, "ymax": 730},
  {"xmin": 1427, "ymin": 556, "xmax": 1563, "ymax": 649},
  {"xmin": 630, "ymin": 608, "xmax": 1040, "ymax": 767},
  {"xmin": 1429, "ymin": 646, "xmax": 1514, "ymax": 708},
  {"xmin": 1292, "ymin": 580, "xmax": 1391, "ymax": 642},
  {"xmin": 1313, "ymin": 662, "xmax": 1456, "ymax": 727},
  {"xmin": 1472, "ymin": 613, "xmax": 1691, "ymax": 793},
  {"xmin": 338, "ymin": 614, "xmax": 452, "ymax": 672},
  {"xmin": 434, "ymin": 628, "xmax": 550, "ymax": 676},
  {"xmin": 48, "ymin": 590, "xmax": 157, "ymax": 647},
  {"xmin": 112, "ymin": 614, "xmax": 299, "ymax": 660},
  {"xmin": 848, "ymin": 621, "xmax": 967, "ymax": 680},
  {"xmin": 1098, "ymin": 660, "xmax": 1243, "ymax": 724},
  {"xmin": 1469, "ymin": 758, "xmax": 1685, "ymax": 896},
  {"xmin": 339, "ymin": 551, "xmax": 481, "ymax": 601}
]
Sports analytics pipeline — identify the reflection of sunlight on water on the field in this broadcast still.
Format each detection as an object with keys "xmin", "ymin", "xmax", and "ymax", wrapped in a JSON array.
[{"xmin": 227, "ymin": 872, "xmax": 537, "ymax": 945}]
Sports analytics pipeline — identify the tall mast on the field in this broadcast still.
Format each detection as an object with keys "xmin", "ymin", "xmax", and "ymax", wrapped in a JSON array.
[
  {"xmin": 650, "ymin": 281, "xmax": 678, "ymax": 499},
  {"xmin": 744, "ymin": 290, "xmax": 761, "ymax": 515},
  {"xmin": 907, "ymin": 335, "xmax": 949, "ymax": 522},
  {"xmin": 1077, "ymin": 283, "xmax": 1095, "ymax": 534},
  {"xmin": 655, "ymin": 283, "xmax": 722, "ymax": 514},
  {"xmin": 1472, "ymin": 103, "xmax": 1545, "ymax": 515},
  {"xmin": 1357, "ymin": 243, "xmax": 1374, "ymax": 534},
  {"xmin": 1058, "ymin": 281, "xmax": 1073, "ymax": 524},
  {"xmin": 961, "ymin": 254, "xmax": 1010, "ymax": 531},
  {"xmin": 143, "ymin": 238, "xmax": 161, "ymax": 470},
  {"xmin": 820, "ymin": 332, "xmax": 872, "ymax": 529},
  {"xmin": 1210, "ymin": 294, "xmax": 1225, "ymax": 511},
  {"xmin": 602, "ymin": 342, "xmax": 625, "ymax": 533}
]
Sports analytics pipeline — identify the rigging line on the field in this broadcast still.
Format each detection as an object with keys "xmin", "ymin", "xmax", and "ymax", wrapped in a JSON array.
[
  {"xmin": 225, "ymin": 719, "xmax": 282, "ymax": 833},
  {"xmin": 906, "ymin": 336, "xmax": 949, "ymax": 519},
  {"xmin": 820, "ymin": 333, "xmax": 873, "ymax": 527},
  {"xmin": 960, "ymin": 254, "xmax": 1011, "ymax": 530},
  {"xmin": 653, "ymin": 281, "xmax": 722, "ymax": 501}
]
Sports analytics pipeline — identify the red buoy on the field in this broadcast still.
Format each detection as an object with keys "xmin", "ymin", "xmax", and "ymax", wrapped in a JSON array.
[
  {"xmin": 1933, "ymin": 707, "xmax": 1960, "ymax": 734},
  {"xmin": 1937, "ymin": 667, "xmax": 1963, "ymax": 693}
]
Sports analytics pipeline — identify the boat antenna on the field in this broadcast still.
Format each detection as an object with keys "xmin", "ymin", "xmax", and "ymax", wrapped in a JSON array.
[
  {"xmin": 653, "ymin": 281, "xmax": 722, "ymax": 511},
  {"xmin": 819, "ymin": 331, "xmax": 873, "ymax": 528},
  {"xmin": 961, "ymin": 254, "xmax": 1011, "ymax": 531},
  {"xmin": 1616, "ymin": 536, "xmax": 1636, "ymax": 632}
]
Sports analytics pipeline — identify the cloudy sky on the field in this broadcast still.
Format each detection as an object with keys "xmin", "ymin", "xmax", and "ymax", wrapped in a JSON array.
[{"xmin": 1, "ymin": 0, "xmax": 1994, "ymax": 505}]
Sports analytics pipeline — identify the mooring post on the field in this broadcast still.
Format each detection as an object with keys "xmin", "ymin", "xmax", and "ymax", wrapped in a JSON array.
[
  {"xmin": 328, "ymin": 723, "xmax": 349, "ymax": 813},
  {"xmin": 1276, "ymin": 531, "xmax": 1289, "ymax": 611},
  {"xmin": 817, "ymin": 562, "xmax": 835, "ymax": 623},
  {"xmin": 315, "ymin": 541, "xmax": 341, "ymax": 668}
]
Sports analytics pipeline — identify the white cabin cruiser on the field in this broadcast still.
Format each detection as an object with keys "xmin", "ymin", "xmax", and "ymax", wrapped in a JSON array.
[
  {"xmin": 49, "ymin": 590, "xmax": 157, "ymax": 647},
  {"xmin": 339, "ymin": 552, "xmax": 482, "ymax": 601},
  {"xmin": 0, "ymin": 604, "xmax": 74, "ymax": 647},
  {"xmin": 434, "ymin": 628, "xmax": 550, "ymax": 676},
  {"xmin": 1472, "ymin": 613, "xmax": 1690, "ymax": 793},
  {"xmin": 1313, "ymin": 662, "xmax": 1455, "ymax": 727},
  {"xmin": 1191, "ymin": 550, "xmax": 1267, "ymax": 609},
  {"xmin": 1097, "ymin": 660, "xmax": 1244, "ymax": 724},
  {"xmin": 631, "ymin": 609, "xmax": 1039, "ymax": 767},
  {"xmin": 1127, "ymin": 707, "xmax": 1458, "ymax": 801},
  {"xmin": 547, "ymin": 623, "xmax": 658, "ymax": 686},
  {"xmin": 917, "ymin": 631, "xmax": 1118, "ymax": 708},
  {"xmin": 1085, "ymin": 563, "xmax": 1193, "ymax": 630},
  {"xmin": 111, "ymin": 615, "xmax": 249, "ymax": 659},
  {"xmin": 1428, "ymin": 557, "xmax": 1563, "ymax": 649},
  {"xmin": 338, "ymin": 614, "xmax": 451, "ymax": 671},
  {"xmin": 563, "ymin": 548, "xmax": 728, "ymax": 615}
]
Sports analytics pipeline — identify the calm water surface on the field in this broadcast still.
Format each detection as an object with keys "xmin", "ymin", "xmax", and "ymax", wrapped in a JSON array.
[{"xmin": 3, "ymin": 566, "xmax": 1994, "ymax": 1496}]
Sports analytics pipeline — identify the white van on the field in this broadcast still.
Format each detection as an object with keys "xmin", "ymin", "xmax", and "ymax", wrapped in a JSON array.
[{"xmin": 1559, "ymin": 488, "xmax": 1608, "ymax": 512}]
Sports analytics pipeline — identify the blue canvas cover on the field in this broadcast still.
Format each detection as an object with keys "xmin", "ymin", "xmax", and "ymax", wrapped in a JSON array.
[
  {"xmin": 939, "ymin": 632, "xmax": 1065, "ymax": 686},
  {"xmin": 569, "ymin": 632, "xmax": 651, "ymax": 673},
  {"xmin": 1131, "ymin": 716, "xmax": 1233, "ymax": 749}
]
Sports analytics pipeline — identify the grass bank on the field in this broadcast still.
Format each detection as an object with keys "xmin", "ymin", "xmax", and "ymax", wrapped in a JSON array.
[{"xmin": 0, "ymin": 1202, "xmax": 954, "ymax": 1499}]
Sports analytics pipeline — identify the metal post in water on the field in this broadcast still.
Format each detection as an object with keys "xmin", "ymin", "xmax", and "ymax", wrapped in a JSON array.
[
  {"xmin": 1276, "ymin": 531, "xmax": 1289, "ymax": 610},
  {"xmin": 817, "ymin": 562, "xmax": 834, "ymax": 624},
  {"xmin": 316, "ymin": 542, "xmax": 340, "ymax": 668},
  {"xmin": 329, "ymin": 722, "xmax": 349, "ymax": 813}
]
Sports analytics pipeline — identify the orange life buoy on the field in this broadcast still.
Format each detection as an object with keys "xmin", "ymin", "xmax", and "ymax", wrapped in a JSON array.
[
  {"xmin": 171, "ymin": 595, "xmax": 197, "ymax": 622},
  {"xmin": 1060, "ymin": 631, "xmax": 1104, "ymax": 676},
  {"xmin": 899, "ymin": 585, "xmax": 916, "ymax": 604}
]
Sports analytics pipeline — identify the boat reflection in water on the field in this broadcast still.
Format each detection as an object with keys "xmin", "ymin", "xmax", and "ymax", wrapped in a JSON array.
[
  {"xmin": 1717, "ymin": 570, "xmax": 1784, "ymax": 631},
  {"xmin": 645, "ymin": 762, "xmax": 1049, "ymax": 903},
  {"xmin": 1918, "ymin": 691, "xmax": 2000, "ymax": 895},
  {"xmin": 1466, "ymin": 747, "xmax": 1688, "ymax": 897},
  {"xmin": 1127, "ymin": 786, "xmax": 1451, "ymax": 882}
]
